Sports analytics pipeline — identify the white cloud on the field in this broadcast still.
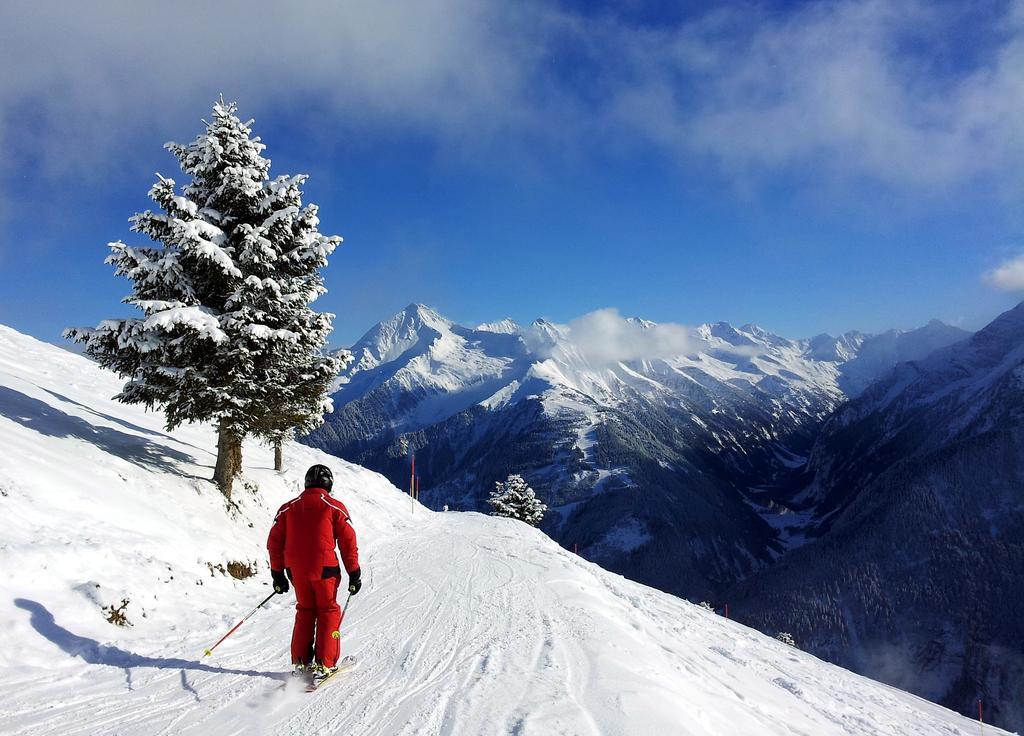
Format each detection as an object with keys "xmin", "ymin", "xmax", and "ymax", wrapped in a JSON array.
[
  {"xmin": 539, "ymin": 308, "xmax": 705, "ymax": 366},
  {"xmin": 984, "ymin": 254, "xmax": 1024, "ymax": 292},
  {"xmin": 0, "ymin": 0, "xmax": 552, "ymax": 185},
  {"xmin": 602, "ymin": 0, "xmax": 1024, "ymax": 191},
  {"xmin": 1, "ymin": 0, "xmax": 1022, "ymax": 203}
]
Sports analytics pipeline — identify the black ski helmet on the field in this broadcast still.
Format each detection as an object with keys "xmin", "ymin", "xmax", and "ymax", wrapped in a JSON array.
[{"xmin": 304, "ymin": 464, "xmax": 334, "ymax": 492}]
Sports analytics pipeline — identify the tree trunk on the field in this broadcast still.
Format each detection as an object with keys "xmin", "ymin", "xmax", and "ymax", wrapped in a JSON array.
[
  {"xmin": 213, "ymin": 419, "xmax": 243, "ymax": 500},
  {"xmin": 274, "ymin": 439, "xmax": 283, "ymax": 472}
]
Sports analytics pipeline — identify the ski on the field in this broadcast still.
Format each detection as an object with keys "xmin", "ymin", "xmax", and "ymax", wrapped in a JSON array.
[{"xmin": 306, "ymin": 655, "xmax": 357, "ymax": 692}]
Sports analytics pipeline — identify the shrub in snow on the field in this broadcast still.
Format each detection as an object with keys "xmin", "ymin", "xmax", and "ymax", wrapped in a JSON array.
[
  {"xmin": 487, "ymin": 474, "xmax": 547, "ymax": 526},
  {"xmin": 67, "ymin": 98, "xmax": 342, "ymax": 498},
  {"xmin": 103, "ymin": 599, "xmax": 132, "ymax": 627},
  {"xmin": 776, "ymin": 632, "xmax": 797, "ymax": 647},
  {"xmin": 698, "ymin": 601, "xmax": 716, "ymax": 612}
]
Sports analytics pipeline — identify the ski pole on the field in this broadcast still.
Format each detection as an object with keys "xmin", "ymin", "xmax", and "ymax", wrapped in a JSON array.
[
  {"xmin": 203, "ymin": 590, "xmax": 278, "ymax": 657},
  {"xmin": 327, "ymin": 592, "xmax": 354, "ymax": 643},
  {"xmin": 338, "ymin": 592, "xmax": 353, "ymax": 629}
]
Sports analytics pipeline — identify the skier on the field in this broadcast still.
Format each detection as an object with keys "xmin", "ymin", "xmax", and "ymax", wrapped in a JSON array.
[{"xmin": 268, "ymin": 464, "xmax": 361, "ymax": 685}]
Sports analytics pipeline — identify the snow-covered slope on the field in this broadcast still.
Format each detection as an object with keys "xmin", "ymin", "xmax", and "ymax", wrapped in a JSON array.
[{"xmin": 0, "ymin": 323, "xmax": 1003, "ymax": 735}]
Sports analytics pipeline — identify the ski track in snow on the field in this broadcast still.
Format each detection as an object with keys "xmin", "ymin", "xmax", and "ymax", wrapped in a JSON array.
[{"xmin": 0, "ymin": 324, "xmax": 1011, "ymax": 736}]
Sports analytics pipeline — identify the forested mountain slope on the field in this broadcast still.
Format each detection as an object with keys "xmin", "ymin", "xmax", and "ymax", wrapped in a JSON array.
[{"xmin": 732, "ymin": 303, "xmax": 1024, "ymax": 730}]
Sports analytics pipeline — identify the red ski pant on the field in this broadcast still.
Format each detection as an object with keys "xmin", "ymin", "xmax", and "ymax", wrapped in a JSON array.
[{"xmin": 290, "ymin": 576, "xmax": 341, "ymax": 667}]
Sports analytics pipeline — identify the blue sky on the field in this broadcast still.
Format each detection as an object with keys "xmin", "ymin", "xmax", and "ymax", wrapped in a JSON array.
[{"xmin": 1, "ymin": 0, "xmax": 1022, "ymax": 348}]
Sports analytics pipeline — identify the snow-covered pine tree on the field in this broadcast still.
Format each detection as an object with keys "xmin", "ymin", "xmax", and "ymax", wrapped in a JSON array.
[
  {"xmin": 66, "ymin": 98, "xmax": 342, "ymax": 499},
  {"xmin": 775, "ymin": 632, "xmax": 797, "ymax": 647},
  {"xmin": 487, "ymin": 474, "xmax": 547, "ymax": 526}
]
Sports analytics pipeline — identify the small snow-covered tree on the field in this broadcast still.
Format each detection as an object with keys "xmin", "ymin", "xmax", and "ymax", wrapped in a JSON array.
[
  {"xmin": 257, "ymin": 347, "xmax": 352, "ymax": 471},
  {"xmin": 776, "ymin": 631, "xmax": 797, "ymax": 647},
  {"xmin": 67, "ymin": 98, "xmax": 342, "ymax": 499},
  {"xmin": 487, "ymin": 474, "xmax": 547, "ymax": 526},
  {"xmin": 698, "ymin": 601, "xmax": 716, "ymax": 612}
]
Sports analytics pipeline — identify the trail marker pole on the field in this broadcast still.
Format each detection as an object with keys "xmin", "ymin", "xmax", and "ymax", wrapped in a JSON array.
[{"xmin": 410, "ymin": 454, "xmax": 416, "ymax": 513}]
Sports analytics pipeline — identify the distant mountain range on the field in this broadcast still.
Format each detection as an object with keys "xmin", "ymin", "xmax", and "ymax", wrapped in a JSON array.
[
  {"xmin": 303, "ymin": 302, "xmax": 1024, "ymax": 729},
  {"xmin": 305, "ymin": 304, "xmax": 967, "ymax": 592}
]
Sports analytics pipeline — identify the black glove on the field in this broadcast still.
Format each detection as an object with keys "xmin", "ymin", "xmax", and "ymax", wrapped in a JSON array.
[
  {"xmin": 347, "ymin": 568, "xmax": 361, "ymax": 595},
  {"xmin": 271, "ymin": 569, "xmax": 290, "ymax": 594}
]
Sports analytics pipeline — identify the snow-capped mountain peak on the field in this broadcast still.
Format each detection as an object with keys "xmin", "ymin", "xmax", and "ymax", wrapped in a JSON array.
[
  {"xmin": 346, "ymin": 302, "xmax": 453, "ymax": 374},
  {"xmin": 475, "ymin": 318, "xmax": 520, "ymax": 334},
  {"xmin": 807, "ymin": 331, "xmax": 866, "ymax": 363},
  {"xmin": 701, "ymin": 321, "xmax": 760, "ymax": 347},
  {"xmin": 625, "ymin": 316, "xmax": 657, "ymax": 329}
]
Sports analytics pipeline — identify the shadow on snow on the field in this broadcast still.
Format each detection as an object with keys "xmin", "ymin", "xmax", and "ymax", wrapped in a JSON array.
[
  {"xmin": 15, "ymin": 599, "xmax": 288, "ymax": 694},
  {"xmin": 0, "ymin": 386, "xmax": 201, "ymax": 476},
  {"xmin": 37, "ymin": 386, "xmax": 208, "ymax": 455}
]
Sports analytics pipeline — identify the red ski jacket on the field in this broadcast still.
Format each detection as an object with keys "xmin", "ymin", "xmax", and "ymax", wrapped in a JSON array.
[{"xmin": 267, "ymin": 487, "xmax": 359, "ymax": 580}]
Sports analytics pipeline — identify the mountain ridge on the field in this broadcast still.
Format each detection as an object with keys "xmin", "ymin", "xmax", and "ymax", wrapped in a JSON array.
[
  {"xmin": 305, "ymin": 305, "xmax": 970, "ymax": 599},
  {"xmin": 732, "ymin": 301, "xmax": 1024, "ymax": 730}
]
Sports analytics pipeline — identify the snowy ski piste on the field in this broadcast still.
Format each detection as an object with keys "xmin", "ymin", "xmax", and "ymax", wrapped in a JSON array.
[{"xmin": 0, "ymin": 323, "xmax": 1009, "ymax": 735}]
